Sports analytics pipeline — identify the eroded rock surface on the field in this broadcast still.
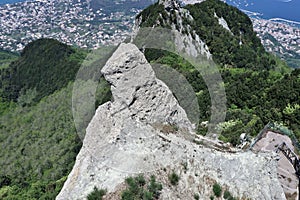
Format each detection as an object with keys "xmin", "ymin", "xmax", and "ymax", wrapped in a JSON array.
[{"xmin": 57, "ymin": 43, "xmax": 285, "ymax": 200}]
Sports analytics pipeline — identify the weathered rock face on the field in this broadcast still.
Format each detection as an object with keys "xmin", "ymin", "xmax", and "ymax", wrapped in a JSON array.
[
  {"xmin": 100, "ymin": 43, "xmax": 193, "ymax": 131},
  {"xmin": 57, "ymin": 43, "xmax": 285, "ymax": 200}
]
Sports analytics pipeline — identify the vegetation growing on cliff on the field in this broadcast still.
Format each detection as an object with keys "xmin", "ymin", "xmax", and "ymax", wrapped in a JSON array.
[
  {"xmin": 121, "ymin": 175, "xmax": 163, "ymax": 200},
  {"xmin": 137, "ymin": 0, "xmax": 280, "ymax": 70}
]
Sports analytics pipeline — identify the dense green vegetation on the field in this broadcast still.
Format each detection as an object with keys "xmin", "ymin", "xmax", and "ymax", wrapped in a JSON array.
[
  {"xmin": 212, "ymin": 183, "xmax": 222, "ymax": 197},
  {"xmin": 121, "ymin": 174, "xmax": 162, "ymax": 200},
  {"xmin": 137, "ymin": 0, "xmax": 279, "ymax": 70},
  {"xmin": 187, "ymin": 0, "xmax": 279, "ymax": 70},
  {"xmin": 0, "ymin": 38, "xmax": 87, "ymax": 103},
  {"xmin": 136, "ymin": 3, "xmax": 170, "ymax": 29},
  {"xmin": 0, "ymin": 49, "xmax": 18, "ymax": 70},
  {"xmin": 211, "ymin": 183, "xmax": 238, "ymax": 200},
  {"xmin": 145, "ymin": 48, "xmax": 300, "ymax": 145},
  {"xmin": 87, "ymin": 187, "xmax": 106, "ymax": 200},
  {"xmin": 0, "ymin": 40, "xmax": 112, "ymax": 199},
  {"xmin": 0, "ymin": 84, "xmax": 81, "ymax": 199}
]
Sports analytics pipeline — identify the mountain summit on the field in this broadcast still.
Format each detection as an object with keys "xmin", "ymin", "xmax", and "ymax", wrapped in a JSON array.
[{"xmin": 136, "ymin": 0, "xmax": 277, "ymax": 70}]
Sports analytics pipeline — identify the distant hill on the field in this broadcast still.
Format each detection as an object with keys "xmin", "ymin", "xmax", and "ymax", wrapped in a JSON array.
[{"xmin": 0, "ymin": 38, "xmax": 86, "ymax": 104}]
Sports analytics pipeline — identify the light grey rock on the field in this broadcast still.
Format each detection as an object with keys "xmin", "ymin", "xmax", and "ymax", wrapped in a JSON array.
[
  {"xmin": 214, "ymin": 12, "xmax": 233, "ymax": 35},
  {"xmin": 101, "ymin": 43, "xmax": 194, "ymax": 130},
  {"xmin": 159, "ymin": 0, "xmax": 180, "ymax": 10},
  {"xmin": 57, "ymin": 43, "xmax": 285, "ymax": 200}
]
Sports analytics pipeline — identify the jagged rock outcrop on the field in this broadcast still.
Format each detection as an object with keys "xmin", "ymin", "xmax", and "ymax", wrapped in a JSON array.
[{"xmin": 57, "ymin": 43, "xmax": 285, "ymax": 200}]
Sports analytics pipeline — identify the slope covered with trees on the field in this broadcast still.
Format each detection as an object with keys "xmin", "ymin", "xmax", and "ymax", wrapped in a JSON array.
[
  {"xmin": 0, "ymin": 84, "xmax": 81, "ymax": 199},
  {"xmin": 137, "ymin": 0, "xmax": 280, "ymax": 70},
  {"xmin": 185, "ymin": 0, "xmax": 275, "ymax": 70},
  {"xmin": 139, "ymin": 0, "xmax": 298, "ymax": 145},
  {"xmin": 0, "ymin": 40, "xmax": 112, "ymax": 199},
  {"xmin": 144, "ymin": 49, "xmax": 299, "ymax": 145},
  {"xmin": 0, "ymin": 38, "xmax": 86, "ymax": 104}
]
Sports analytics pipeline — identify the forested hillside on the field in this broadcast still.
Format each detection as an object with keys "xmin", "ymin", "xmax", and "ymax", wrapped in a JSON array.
[
  {"xmin": 0, "ymin": 40, "xmax": 112, "ymax": 199},
  {"xmin": 137, "ymin": 0, "xmax": 281, "ymax": 70},
  {"xmin": 144, "ymin": 48, "xmax": 299, "ymax": 145},
  {"xmin": 0, "ymin": 39, "xmax": 86, "ymax": 104},
  {"xmin": 0, "ymin": 84, "xmax": 81, "ymax": 199},
  {"xmin": 185, "ymin": 0, "xmax": 274, "ymax": 70},
  {"xmin": 138, "ymin": 0, "xmax": 299, "ymax": 145}
]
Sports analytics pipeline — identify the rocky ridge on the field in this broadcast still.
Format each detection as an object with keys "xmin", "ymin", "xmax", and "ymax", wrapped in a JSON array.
[{"xmin": 57, "ymin": 43, "xmax": 285, "ymax": 200}]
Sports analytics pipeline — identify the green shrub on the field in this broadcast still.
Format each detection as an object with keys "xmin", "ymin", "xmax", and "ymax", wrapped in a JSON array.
[
  {"xmin": 223, "ymin": 190, "xmax": 232, "ymax": 199},
  {"xmin": 87, "ymin": 187, "xmax": 106, "ymax": 200},
  {"xmin": 194, "ymin": 193, "xmax": 200, "ymax": 200},
  {"xmin": 168, "ymin": 172, "xmax": 180, "ymax": 185},
  {"xmin": 148, "ymin": 175, "xmax": 162, "ymax": 198},
  {"xmin": 142, "ymin": 191, "xmax": 153, "ymax": 200},
  {"xmin": 121, "ymin": 174, "xmax": 162, "ymax": 200},
  {"xmin": 213, "ymin": 183, "xmax": 222, "ymax": 197}
]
